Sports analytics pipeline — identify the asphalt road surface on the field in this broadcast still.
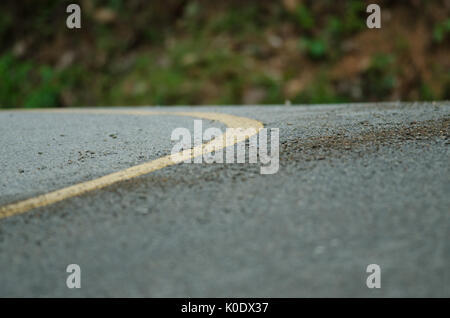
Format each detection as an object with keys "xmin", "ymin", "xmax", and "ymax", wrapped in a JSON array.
[{"xmin": 0, "ymin": 102, "xmax": 449, "ymax": 297}]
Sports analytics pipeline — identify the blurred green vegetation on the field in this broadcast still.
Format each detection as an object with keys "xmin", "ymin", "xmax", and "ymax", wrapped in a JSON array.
[{"xmin": 0, "ymin": 0, "xmax": 449, "ymax": 108}]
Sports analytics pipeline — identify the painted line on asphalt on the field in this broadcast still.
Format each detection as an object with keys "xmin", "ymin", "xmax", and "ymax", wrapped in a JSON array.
[{"xmin": 0, "ymin": 108, "xmax": 264, "ymax": 220}]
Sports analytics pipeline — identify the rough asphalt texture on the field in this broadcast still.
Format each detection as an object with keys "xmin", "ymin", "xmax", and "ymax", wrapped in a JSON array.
[{"xmin": 0, "ymin": 102, "xmax": 449, "ymax": 297}]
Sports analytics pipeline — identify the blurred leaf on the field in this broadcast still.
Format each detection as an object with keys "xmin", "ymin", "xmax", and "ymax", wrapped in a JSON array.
[
  {"xmin": 300, "ymin": 37, "xmax": 327, "ymax": 60},
  {"xmin": 294, "ymin": 4, "xmax": 315, "ymax": 30}
]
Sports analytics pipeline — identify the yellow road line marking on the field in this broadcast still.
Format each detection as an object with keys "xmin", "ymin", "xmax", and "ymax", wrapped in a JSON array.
[{"xmin": 0, "ymin": 109, "xmax": 263, "ymax": 220}]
